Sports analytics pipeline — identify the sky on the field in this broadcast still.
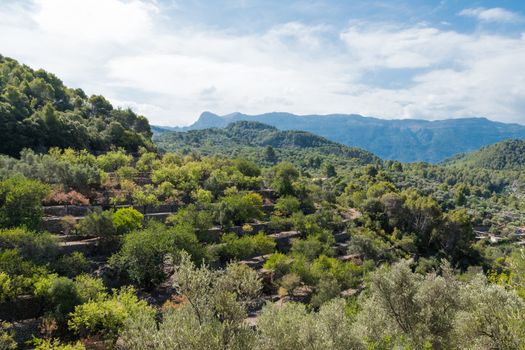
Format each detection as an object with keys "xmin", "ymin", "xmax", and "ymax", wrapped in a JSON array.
[{"xmin": 1, "ymin": 0, "xmax": 525, "ymax": 126}]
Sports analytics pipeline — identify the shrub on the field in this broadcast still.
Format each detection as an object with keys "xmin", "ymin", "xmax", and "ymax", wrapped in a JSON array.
[
  {"xmin": 219, "ymin": 232, "xmax": 275, "ymax": 261},
  {"xmin": 73, "ymin": 274, "xmax": 106, "ymax": 303},
  {"xmin": 275, "ymin": 196, "xmax": 301, "ymax": 217},
  {"xmin": 109, "ymin": 222, "xmax": 208, "ymax": 288},
  {"xmin": 234, "ymin": 158, "xmax": 261, "ymax": 177},
  {"xmin": 76, "ymin": 209, "xmax": 116, "ymax": 239},
  {"xmin": 55, "ymin": 252, "xmax": 91, "ymax": 278},
  {"xmin": 35, "ymin": 275, "xmax": 81, "ymax": 319},
  {"xmin": 32, "ymin": 338, "xmax": 85, "ymax": 350},
  {"xmin": 167, "ymin": 204, "xmax": 213, "ymax": 232},
  {"xmin": 0, "ymin": 228, "xmax": 59, "ymax": 264},
  {"xmin": 0, "ymin": 321, "xmax": 17, "ymax": 350},
  {"xmin": 68, "ymin": 286, "xmax": 154, "ymax": 342},
  {"xmin": 216, "ymin": 192, "xmax": 263, "ymax": 226},
  {"xmin": 96, "ymin": 150, "xmax": 132, "ymax": 172},
  {"xmin": 45, "ymin": 189, "xmax": 90, "ymax": 206},
  {"xmin": 0, "ymin": 272, "xmax": 16, "ymax": 303},
  {"xmin": 112, "ymin": 207, "xmax": 143, "ymax": 235},
  {"xmin": 271, "ymin": 162, "xmax": 299, "ymax": 196},
  {"xmin": 0, "ymin": 175, "xmax": 50, "ymax": 229},
  {"xmin": 263, "ymin": 253, "xmax": 292, "ymax": 279}
]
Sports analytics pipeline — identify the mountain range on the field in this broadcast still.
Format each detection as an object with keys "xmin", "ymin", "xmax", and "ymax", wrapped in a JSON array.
[{"xmin": 154, "ymin": 112, "xmax": 525, "ymax": 163}]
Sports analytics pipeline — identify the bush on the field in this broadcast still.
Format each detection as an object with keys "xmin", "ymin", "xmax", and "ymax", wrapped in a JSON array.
[
  {"xmin": 109, "ymin": 222, "xmax": 208, "ymax": 288},
  {"xmin": 73, "ymin": 274, "xmax": 106, "ymax": 303},
  {"xmin": 55, "ymin": 252, "xmax": 91, "ymax": 278},
  {"xmin": 68, "ymin": 287, "xmax": 154, "ymax": 342},
  {"xmin": 76, "ymin": 209, "xmax": 116, "ymax": 239},
  {"xmin": 32, "ymin": 338, "xmax": 85, "ymax": 350},
  {"xmin": 216, "ymin": 192, "xmax": 264, "ymax": 226},
  {"xmin": 0, "ymin": 321, "xmax": 17, "ymax": 350},
  {"xmin": 112, "ymin": 207, "xmax": 143, "ymax": 235},
  {"xmin": 0, "ymin": 272, "xmax": 16, "ymax": 303},
  {"xmin": 96, "ymin": 150, "xmax": 132, "ymax": 172},
  {"xmin": 219, "ymin": 232, "xmax": 275, "ymax": 261},
  {"xmin": 0, "ymin": 227, "xmax": 59, "ymax": 264},
  {"xmin": 263, "ymin": 253, "xmax": 292, "ymax": 279},
  {"xmin": 275, "ymin": 196, "xmax": 301, "ymax": 217},
  {"xmin": 35, "ymin": 275, "xmax": 81, "ymax": 321},
  {"xmin": 0, "ymin": 175, "xmax": 50, "ymax": 229}
]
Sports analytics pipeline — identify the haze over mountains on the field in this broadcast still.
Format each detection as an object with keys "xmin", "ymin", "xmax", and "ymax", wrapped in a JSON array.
[{"xmin": 155, "ymin": 112, "xmax": 525, "ymax": 163}]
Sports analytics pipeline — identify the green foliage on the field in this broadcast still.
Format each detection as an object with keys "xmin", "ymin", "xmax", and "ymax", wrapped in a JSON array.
[
  {"xmin": 0, "ymin": 273, "xmax": 16, "ymax": 303},
  {"xmin": 112, "ymin": 207, "xmax": 143, "ymax": 235},
  {"xmin": 55, "ymin": 252, "xmax": 90, "ymax": 278},
  {"xmin": 0, "ymin": 149, "xmax": 101, "ymax": 192},
  {"xmin": 274, "ymin": 195, "xmax": 300, "ymax": 217},
  {"xmin": 96, "ymin": 149, "xmax": 132, "ymax": 172},
  {"xmin": 445, "ymin": 139, "xmax": 525, "ymax": 170},
  {"xmin": 0, "ymin": 175, "xmax": 50, "ymax": 229},
  {"xmin": 153, "ymin": 121, "xmax": 378, "ymax": 171},
  {"xmin": 256, "ymin": 299, "xmax": 360, "ymax": 350},
  {"xmin": 109, "ymin": 222, "xmax": 208, "ymax": 288},
  {"xmin": 272, "ymin": 162, "xmax": 299, "ymax": 196},
  {"xmin": 0, "ymin": 321, "xmax": 17, "ymax": 350},
  {"xmin": 218, "ymin": 232, "xmax": 276, "ymax": 261},
  {"xmin": 120, "ymin": 252, "xmax": 261, "ymax": 349},
  {"xmin": 215, "ymin": 192, "xmax": 264, "ymax": 226},
  {"xmin": 68, "ymin": 286, "xmax": 154, "ymax": 342},
  {"xmin": 0, "ymin": 55, "xmax": 153, "ymax": 156},
  {"xmin": 32, "ymin": 338, "xmax": 86, "ymax": 350},
  {"xmin": 76, "ymin": 209, "xmax": 116, "ymax": 239},
  {"xmin": 35, "ymin": 275, "xmax": 81, "ymax": 321},
  {"xmin": 0, "ymin": 227, "xmax": 58, "ymax": 264}
]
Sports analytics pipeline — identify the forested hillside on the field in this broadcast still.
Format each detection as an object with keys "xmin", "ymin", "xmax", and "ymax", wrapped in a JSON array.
[
  {"xmin": 2, "ymin": 57, "xmax": 525, "ymax": 350},
  {"xmin": 444, "ymin": 139, "xmax": 525, "ymax": 170},
  {"xmin": 154, "ymin": 121, "xmax": 379, "ymax": 172},
  {"xmin": 0, "ymin": 55, "xmax": 154, "ymax": 157},
  {"xmin": 159, "ymin": 111, "xmax": 525, "ymax": 163}
]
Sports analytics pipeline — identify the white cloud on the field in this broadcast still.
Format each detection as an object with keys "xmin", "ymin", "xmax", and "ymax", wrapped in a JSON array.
[
  {"xmin": 1, "ymin": 0, "xmax": 525, "ymax": 125},
  {"xmin": 459, "ymin": 7, "xmax": 522, "ymax": 23}
]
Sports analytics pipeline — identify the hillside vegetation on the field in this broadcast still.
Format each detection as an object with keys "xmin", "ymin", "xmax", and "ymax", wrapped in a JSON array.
[
  {"xmin": 2, "ymin": 57, "xmax": 525, "ymax": 350},
  {"xmin": 444, "ymin": 139, "xmax": 525, "ymax": 170},
  {"xmin": 160, "ymin": 111, "xmax": 525, "ymax": 163},
  {"xmin": 154, "ymin": 120, "xmax": 379, "ymax": 172},
  {"xmin": 0, "ymin": 55, "xmax": 154, "ymax": 157}
]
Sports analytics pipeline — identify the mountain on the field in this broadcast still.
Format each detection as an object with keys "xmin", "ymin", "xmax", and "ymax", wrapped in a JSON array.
[
  {"xmin": 157, "ymin": 112, "xmax": 525, "ymax": 163},
  {"xmin": 0, "ymin": 55, "xmax": 154, "ymax": 157},
  {"xmin": 443, "ymin": 139, "xmax": 525, "ymax": 170},
  {"xmin": 153, "ymin": 121, "xmax": 379, "ymax": 167}
]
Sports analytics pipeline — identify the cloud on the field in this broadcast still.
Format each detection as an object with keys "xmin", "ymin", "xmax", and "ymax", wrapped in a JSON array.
[
  {"xmin": 1, "ymin": 0, "xmax": 525, "ymax": 125},
  {"xmin": 459, "ymin": 7, "xmax": 522, "ymax": 23}
]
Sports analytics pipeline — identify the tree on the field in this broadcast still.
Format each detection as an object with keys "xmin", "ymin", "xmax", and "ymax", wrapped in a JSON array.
[
  {"xmin": 119, "ymin": 253, "xmax": 261, "ymax": 349},
  {"xmin": 324, "ymin": 163, "xmax": 336, "ymax": 178},
  {"xmin": 263, "ymin": 145, "xmax": 278, "ymax": 164},
  {"xmin": 0, "ymin": 176, "xmax": 50, "ymax": 229},
  {"xmin": 272, "ymin": 162, "xmax": 299, "ymax": 196}
]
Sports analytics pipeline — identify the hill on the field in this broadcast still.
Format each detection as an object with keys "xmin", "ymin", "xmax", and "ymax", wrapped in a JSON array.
[
  {"xmin": 157, "ymin": 111, "xmax": 525, "ymax": 163},
  {"xmin": 443, "ymin": 139, "xmax": 525, "ymax": 170},
  {"xmin": 153, "ymin": 120, "xmax": 379, "ymax": 168},
  {"xmin": 0, "ymin": 55, "xmax": 154, "ymax": 156}
]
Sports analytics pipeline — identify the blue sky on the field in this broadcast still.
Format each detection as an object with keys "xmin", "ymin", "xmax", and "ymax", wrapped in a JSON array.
[{"xmin": 1, "ymin": 0, "xmax": 525, "ymax": 125}]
